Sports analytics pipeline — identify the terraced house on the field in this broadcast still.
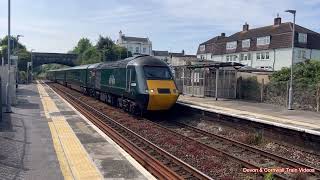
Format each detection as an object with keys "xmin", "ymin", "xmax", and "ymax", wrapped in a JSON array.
[{"xmin": 197, "ymin": 16, "xmax": 320, "ymax": 71}]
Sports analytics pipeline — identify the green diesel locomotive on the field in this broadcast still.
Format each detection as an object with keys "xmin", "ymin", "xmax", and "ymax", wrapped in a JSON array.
[{"xmin": 48, "ymin": 55, "xmax": 179, "ymax": 114}]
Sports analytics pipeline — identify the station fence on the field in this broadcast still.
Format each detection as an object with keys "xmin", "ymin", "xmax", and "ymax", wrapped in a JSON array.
[{"xmin": 174, "ymin": 67, "xmax": 237, "ymax": 99}]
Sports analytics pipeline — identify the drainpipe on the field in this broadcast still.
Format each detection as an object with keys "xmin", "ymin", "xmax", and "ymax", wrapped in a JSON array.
[{"xmin": 272, "ymin": 49, "xmax": 276, "ymax": 71}]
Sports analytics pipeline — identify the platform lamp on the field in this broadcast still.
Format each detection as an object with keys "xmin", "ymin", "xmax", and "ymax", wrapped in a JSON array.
[
  {"xmin": 285, "ymin": 9, "xmax": 296, "ymax": 110},
  {"xmin": 6, "ymin": 0, "xmax": 12, "ymax": 113}
]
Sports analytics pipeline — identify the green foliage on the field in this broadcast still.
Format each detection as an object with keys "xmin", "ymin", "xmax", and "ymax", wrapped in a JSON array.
[
  {"xmin": 72, "ymin": 35, "xmax": 132, "ymax": 65},
  {"xmin": 96, "ymin": 35, "xmax": 114, "ymax": 50},
  {"xmin": 270, "ymin": 60, "xmax": 320, "ymax": 85},
  {"xmin": 264, "ymin": 172, "xmax": 274, "ymax": 180},
  {"xmin": 81, "ymin": 46, "xmax": 101, "ymax": 64},
  {"xmin": 72, "ymin": 38, "xmax": 92, "ymax": 54},
  {"xmin": 34, "ymin": 64, "xmax": 69, "ymax": 78}
]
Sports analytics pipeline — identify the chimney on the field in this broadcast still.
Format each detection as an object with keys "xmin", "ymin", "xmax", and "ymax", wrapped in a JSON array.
[
  {"xmin": 274, "ymin": 14, "xmax": 281, "ymax": 26},
  {"xmin": 119, "ymin": 30, "xmax": 123, "ymax": 38},
  {"xmin": 182, "ymin": 49, "xmax": 185, "ymax": 55},
  {"xmin": 221, "ymin": 33, "xmax": 226, "ymax": 37},
  {"xmin": 243, "ymin": 22, "xmax": 249, "ymax": 31}
]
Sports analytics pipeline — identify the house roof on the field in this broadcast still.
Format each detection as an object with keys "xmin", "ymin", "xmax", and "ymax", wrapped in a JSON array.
[
  {"xmin": 197, "ymin": 22, "xmax": 320, "ymax": 55},
  {"xmin": 122, "ymin": 36, "xmax": 149, "ymax": 42},
  {"xmin": 152, "ymin": 50, "xmax": 169, "ymax": 56}
]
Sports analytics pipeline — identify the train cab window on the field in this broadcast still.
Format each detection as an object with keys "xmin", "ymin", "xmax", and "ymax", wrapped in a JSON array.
[
  {"xmin": 130, "ymin": 69, "xmax": 136, "ymax": 83},
  {"xmin": 143, "ymin": 66, "xmax": 172, "ymax": 80}
]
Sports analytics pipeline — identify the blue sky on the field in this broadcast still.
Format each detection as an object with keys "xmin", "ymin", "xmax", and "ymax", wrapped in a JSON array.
[{"xmin": 0, "ymin": 0, "xmax": 319, "ymax": 54}]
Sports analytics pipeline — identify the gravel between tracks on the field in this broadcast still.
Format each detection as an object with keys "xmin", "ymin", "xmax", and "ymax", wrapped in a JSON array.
[{"xmin": 51, "ymin": 83, "xmax": 258, "ymax": 179}]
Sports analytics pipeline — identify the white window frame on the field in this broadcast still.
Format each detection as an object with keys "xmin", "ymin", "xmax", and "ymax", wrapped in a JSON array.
[
  {"xmin": 257, "ymin": 36, "xmax": 270, "ymax": 46},
  {"xmin": 143, "ymin": 47, "xmax": 146, "ymax": 53},
  {"xmin": 135, "ymin": 47, "xmax": 139, "ymax": 53},
  {"xmin": 298, "ymin": 33, "xmax": 307, "ymax": 44},
  {"xmin": 256, "ymin": 52, "xmax": 270, "ymax": 61},
  {"xmin": 256, "ymin": 53, "xmax": 261, "ymax": 60},
  {"xmin": 242, "ymin": 39, "xmax": 250, "ymax": 48},
  {"xmin": 226, "ymin": 41, "xmax": 237, "ymax": 50}
]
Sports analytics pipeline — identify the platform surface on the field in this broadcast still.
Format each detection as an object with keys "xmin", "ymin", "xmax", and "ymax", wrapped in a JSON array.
[
  {"xmin": 1, "ymin": 83, "xmax": 155, "ymax": 180},
  {"xmin": 178, "ymin": 95, "xmax": 320, "ymax": 136}
]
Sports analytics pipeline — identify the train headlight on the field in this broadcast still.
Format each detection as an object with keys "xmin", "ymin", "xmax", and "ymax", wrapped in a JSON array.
[{"xmin": 145, "ymin": 89, "xmax": 155, "ymax": 93}]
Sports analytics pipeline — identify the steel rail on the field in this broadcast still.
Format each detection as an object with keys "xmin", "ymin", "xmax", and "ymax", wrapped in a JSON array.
[
  {"xmin": 49, "ymin": 83, "xmax": 212, "ymax": 180},
  {"xmin": 175, "ymin": 121, "xmax": 320, "ymax": 176}
]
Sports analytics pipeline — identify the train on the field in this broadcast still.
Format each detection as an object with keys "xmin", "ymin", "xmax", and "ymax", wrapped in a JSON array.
[{"xmin": 47, "ymin": 55, "xmax": 179, "ymax": 114}]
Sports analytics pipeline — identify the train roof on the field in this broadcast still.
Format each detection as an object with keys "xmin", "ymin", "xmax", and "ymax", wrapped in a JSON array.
[
  {"xmin": 97, "ymin": 55, "xmax": 168, "ymax": 69},
  {"xmin": 49, "ymin": 55, "xmax": 169, "ymax": 72}
]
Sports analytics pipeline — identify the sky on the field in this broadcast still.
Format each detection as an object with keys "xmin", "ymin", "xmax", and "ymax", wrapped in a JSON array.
[{"xmin": 0, "ymin": 0, "xmax": 319, "ymax": 54}]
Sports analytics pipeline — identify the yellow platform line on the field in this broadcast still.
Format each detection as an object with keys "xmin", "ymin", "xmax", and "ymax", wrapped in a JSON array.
[{"xmin": 37, "ymin": 82, "xmax": 102, "ymax": 180}]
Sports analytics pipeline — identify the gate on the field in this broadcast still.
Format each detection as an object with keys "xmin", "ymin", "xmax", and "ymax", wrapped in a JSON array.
[{"xmin": 182, "ymin": 68, "xmax": 205, "ymax": 97}]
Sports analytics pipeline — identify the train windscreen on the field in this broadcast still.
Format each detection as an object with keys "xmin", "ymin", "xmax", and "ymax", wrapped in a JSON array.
[{"xmin": 143, "ymin": 66, "xmax": 172, "ymax": 80}]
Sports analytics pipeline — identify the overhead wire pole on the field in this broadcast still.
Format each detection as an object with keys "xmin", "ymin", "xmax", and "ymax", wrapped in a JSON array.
[
  {"xmin": 6, "ymin": 0, "xmax": 12, "ymax": 112},
  {"xmin": 285, "ymin": 9, "xmax": 296, "ymax": 110}
]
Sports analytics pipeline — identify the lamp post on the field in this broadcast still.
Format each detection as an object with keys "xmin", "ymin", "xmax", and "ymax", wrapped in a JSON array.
[
  {"xmin": 6, "ymin": 0, "xmax": 12, "ymax": 112},
  {"xmin": 285, "ymin": 9, "xmax": 296, "ymax": 110}
]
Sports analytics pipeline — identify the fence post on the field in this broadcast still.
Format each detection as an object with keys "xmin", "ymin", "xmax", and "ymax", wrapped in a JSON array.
[
  {"xmin": 215, "ymin": 68, "xmax": 219, "ymax": 101},
  {"xmin": 260, "ymin": 78, "xmax": 264, "ymax": 102},
  {"xmin": 317, "ymin": 83, "xmax": 320, "ymax": 112},
  {"xmin": 286, "ymin": 81, "xmax": 289, "ymax": 108}
]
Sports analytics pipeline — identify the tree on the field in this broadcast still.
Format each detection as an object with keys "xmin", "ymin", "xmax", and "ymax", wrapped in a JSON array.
[
  {"xmin": 81, "ymin": 47, "xmax": 101, "ymax": 64},
  {"xmin": 72, "ymin": 38, "xmax": 92, "ymax": 54},
  {"xmin": 96, "ymin": 35, "xmax": 114, "ymax": 50}
]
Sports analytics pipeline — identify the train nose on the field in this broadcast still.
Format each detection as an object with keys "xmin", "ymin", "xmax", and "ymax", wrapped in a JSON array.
[{"xmin": 146, "ymin": 80, "xmax": 179, "ymax": 111}]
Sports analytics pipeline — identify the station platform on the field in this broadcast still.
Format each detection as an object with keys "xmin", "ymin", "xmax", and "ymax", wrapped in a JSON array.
[
  {"xmin": 178, "ymin": 95, "xmax": 320, "ymax": 136},
  {"xmin": 0, "ymin": 83, "xmax": 155, "ymax": 180}
]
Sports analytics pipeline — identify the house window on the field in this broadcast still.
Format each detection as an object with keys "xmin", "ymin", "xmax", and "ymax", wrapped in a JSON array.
[
  {"xmin": 135, "ymin": 47, "xmax": 139, "ymax": 53},
  {"xmin": 257, "ymin": 36, "xmax": 270, "ymax": 46},
  {"xmin": 211, "ymin": 54, "xmax": 213, "ymax": 59},
  {"xmin": 226, "ymin": 41, "xmax": 237, "ymax": 50},
  {"xmin": 242, "ymin": 39, "xmax": 250, "ymax": 48},
  {"xmin": 143, "ymin": 47, "xmax": 146, "ymax": 53},
  {"xmin": 298, "ymin": 50, "xmax": 306, "ymax": 59},
  {"xmin": 240, "ymin": 53, "xmax": 251, "ymax": 61},
  {"xmin": 199, "ymin": 45, "xmax": 205, "ymax": 52},
  {"xmin": 226, "ymin": 56, "xmax": 230, "ymax": 62},
  {"xmin": 256, "ymin": 52, "xmax": 270, "ymax": 60},
  {"xmin": 298, "ymin": 33, "xmax": 307, "ymax": 44}
]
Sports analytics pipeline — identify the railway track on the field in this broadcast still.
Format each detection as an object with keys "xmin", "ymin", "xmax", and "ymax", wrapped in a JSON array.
[
  {"xmin": 47, "ymin": 82, "xmax": 212, "ymax": 180},
  {"xmin": 47, "ymin": 82, "xmax": 320, "ymax": 179},
  {"xmin": 152, "ymin": 120, "xmax": 320, "ymax": 180}
]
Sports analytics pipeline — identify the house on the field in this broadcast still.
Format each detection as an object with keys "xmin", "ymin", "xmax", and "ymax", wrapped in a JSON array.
[
  {"xmin": 152, "ymin": 50, "xmax": 169, "ymax": 62},
  {"xmin": 168, "ymin": 50, "xmax": 197, "ymax": 66},
  {"xmin": 197, "ymin": 15, "xmax": 320, "ymax": 71},
  {"xmin": 116, "ymin": 30, "xmax": 152, "ymax": 55}
]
